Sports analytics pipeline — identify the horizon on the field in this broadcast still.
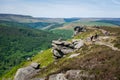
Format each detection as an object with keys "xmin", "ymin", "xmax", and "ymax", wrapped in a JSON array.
[
  {"xmin": 1, "ymin": 13, "xmax": 120, "ymax": 18},
  {"xmin": 0, "ymin": 0, "xmax": 120, "ymax": 18},
  {"xmin": 0, "ymin": 13, "xmax": 120, "ymax": 19}
]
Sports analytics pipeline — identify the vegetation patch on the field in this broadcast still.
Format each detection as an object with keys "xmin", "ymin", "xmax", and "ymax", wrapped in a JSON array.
[{"xmin": 1, "ymin": 49, "xmax": 54, "ymax": 79}]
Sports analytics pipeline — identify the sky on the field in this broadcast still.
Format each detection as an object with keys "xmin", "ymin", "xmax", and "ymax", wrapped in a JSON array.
[{"xmin": 0, "ymin": 0, "xmax": 120, "ymax": 18}]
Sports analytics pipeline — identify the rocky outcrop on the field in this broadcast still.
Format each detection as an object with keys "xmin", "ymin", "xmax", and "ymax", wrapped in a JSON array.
[
  {"xmin": 51, "ymin": 26, "xmax": 86, "ymax": 59},
  {"xmin": 14, "ymin": 63, "xmax": 40, "ymax": 80},
  {"xmin": 52, "ymin": 39, "xmax": 84, "ymax": 59},
  {"xmin": 52, "ymin": 40, "xmax": 74, "ymax": 59},
  {"xmin": 73, "ymin": 26, "xmax": 86, "ymax": 36},
  {"xmin": 49, "ymin": 73, "xmax": 67, "ymax": 80}
]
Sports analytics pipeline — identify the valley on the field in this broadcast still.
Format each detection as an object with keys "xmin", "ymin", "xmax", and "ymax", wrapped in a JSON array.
[{"xmin": 0, "ymin": 14, "xmax": 120, "ymax": 80}]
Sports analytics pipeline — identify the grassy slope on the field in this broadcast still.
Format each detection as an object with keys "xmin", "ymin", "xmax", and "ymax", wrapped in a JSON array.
[
  {"xmin": 33, "ymin": 26, "xmax": 120, "ymax": 80},
  {"xmin": 34, "ymin": 45, "xmax": 120, "ymax": 80},
  {"xmin": 1, "ymin": 49, "xmax": 54, "ymax": 79},
  {"xmin": 1, "ymin": 26, "xmax": 120, "ymax": 80},
  {"xmin": 50, "ymin": 29, "xmax": 73, "ymax": 40},
  {"xmin": 58, "ymin": 21, "xmax": 118, "ymax": 30}
]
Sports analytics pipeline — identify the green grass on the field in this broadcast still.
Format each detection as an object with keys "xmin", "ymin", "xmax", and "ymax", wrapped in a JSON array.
[
  {"xmin": 1, "ymin": 49, "xmax": 54, "ymax": 79},
  {"xmin": 1, "ymin": 62, "xmax": 26, "ymax": 80},
  {"xmin": 73, "ymin": 28, "xmax": 102, "ymax": 39},
  {"xmin": 72, "ymin": 21, "xmax": 118, "ymax": 26},
  {"xmin": 50, "ymin": 29, "xmax": 74, "ymax": 40},
  {"xmin": 73, "ymin": 29, "xmax": 94, "ymax": 39}
]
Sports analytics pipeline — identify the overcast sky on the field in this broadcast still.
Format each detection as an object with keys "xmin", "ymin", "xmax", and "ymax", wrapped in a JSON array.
[{"xmin": 0, "ymin": 0, "xmax": 120, "ymax": 18}]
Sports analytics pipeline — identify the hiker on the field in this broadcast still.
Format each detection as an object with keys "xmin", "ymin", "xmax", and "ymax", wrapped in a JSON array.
[
  {"xmin": 90, "ymin": 36, "xmax": 94, "ymax": 41},
  {"xmin": 94, "ymin": 33, "xmax": 98, "ymax": 39}
]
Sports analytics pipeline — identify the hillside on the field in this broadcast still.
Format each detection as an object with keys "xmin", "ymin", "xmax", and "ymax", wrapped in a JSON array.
[
  {"xmin": 2, "ymin": 26, "xmax": 120, "ymax": 80},
  {"xmin": 0, "ymin": 14, "xmax": 64, "ymax": 23},
  {"xmin": 0, "ymin": 24, "xmax": 65, "ymax": 77},
  {"xmin": 96, "ymin": 20, "xmax": 120, "ymax": 26},
  {"xmin": 1, "ymin": 14, "xmax": 120, "ymax": 30},
  {"xmin": 0, "ymin": 14, "xmax": 81, "ymax": 23},
  {"xmin": 57, "ymin": 21, "xmax": 119, "ymax": 30}
]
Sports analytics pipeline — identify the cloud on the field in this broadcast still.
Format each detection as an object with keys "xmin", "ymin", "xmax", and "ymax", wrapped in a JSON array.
[
  {"xmin": 0, "ymin": 0, "xmax": 120, "ymax": 17},
  {"xmin": 0, "ymin": 0, "xmax": 18, "ymax": 1},
  {"xmin": 112, "ymin": 0, "xmax": 120, "ymax": 5}
]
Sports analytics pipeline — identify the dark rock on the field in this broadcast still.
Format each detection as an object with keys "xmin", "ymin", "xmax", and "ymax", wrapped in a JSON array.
[
  {"xmin": 52, "ymin": 49, "xmax": 64, "ymax": 59},
  {"xmin": 61, "ymin": 48, "xmax": 74, "ymax": 54},
  {"xmin": 52, "ymin": 40, "xmax": 64, "ymax": 45},
  {"xmin": 30, "ymin": 62, "xmax": 40, "ymax": 69},
  {"xmin": 73, "ymin": 26, "xmax": 86, "ymax": 36}
]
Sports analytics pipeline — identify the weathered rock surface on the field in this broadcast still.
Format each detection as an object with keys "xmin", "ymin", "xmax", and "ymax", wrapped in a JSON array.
[
  {"xmin": 72, "ymin": 39, "xmax": 84, "ymax": 49},
  {"xmin": 49, "ymin": 73, "xmax": 67, "ymax": 80},
  {"xmin": 52, "ymin": 40, "xmax": 74, "ymax": 59},
  {"xmin": 14, "ymin": 62, "xmax": 40, "ymax": 80},
  {"xmin": 65, "ymin": 70, "xmax": 95, "ymax": 80},
  {"xmin": 52, "ymin": 39, "xmax": 84, "ymax": 59},
  {"xmin": 30, "ymin": 78, "xmax": 45, "ymax": 80},
  {"xmin": 68, "ymin": 53, "xmax": 80, "ymax": 58}
]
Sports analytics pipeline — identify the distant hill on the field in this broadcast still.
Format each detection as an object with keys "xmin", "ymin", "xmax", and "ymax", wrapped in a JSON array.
[
  {"xmin": 57, "ymin": 21, "xmax": 118, "ymax": 30},
  {"xmin": 0, "ymin": 14, "xmax": 81, "ymax": 23},
  {"xmin": 0, "ymin": 14, "xmax": 120, "ymax": 30},
  {"xmin": 0, "ymin": 20, "xmax": 64, "ymax": 30},
  {"xmin": 96, "ymin": 20, "xmax": 120, "ymax": 26}
]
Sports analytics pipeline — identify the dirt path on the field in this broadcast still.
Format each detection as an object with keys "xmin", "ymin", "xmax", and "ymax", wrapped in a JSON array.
[
  {"xmin": 94, "ymin": 36, "xmax": 120, "ymax": 51},
  {"xmin": 95, "ymin": 41, "xmax": 120, "ymax": 51},
  {"xmin": 84, "ymin": 27, "xmax": 120, "ymax": 51}
]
